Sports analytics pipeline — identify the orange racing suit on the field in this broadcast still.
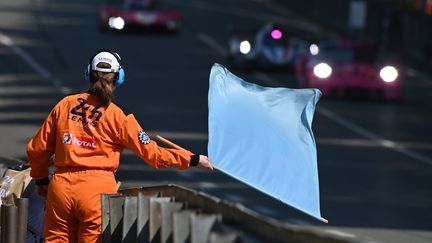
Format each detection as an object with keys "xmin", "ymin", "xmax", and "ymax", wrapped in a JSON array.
[{"xmin": 27, "ymin": 92, "xmax": 197, "ymax": 242}]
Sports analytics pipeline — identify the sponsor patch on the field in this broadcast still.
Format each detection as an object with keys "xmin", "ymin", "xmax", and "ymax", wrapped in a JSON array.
[
  {"xmin": 63, "ymin": 133, "xmax": 72, "ymax": 144},
  {"xmin": 62, "ymin": 133, "xmax": 97, "ymax": 150},
  {"xmin": 138, "ymin": 130, "xmax": 150, "ymax": 145}
]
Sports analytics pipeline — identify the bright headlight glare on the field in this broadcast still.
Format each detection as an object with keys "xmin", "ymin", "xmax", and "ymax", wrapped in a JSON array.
[
  {"xmin": 108, "ymin": 17, "xmax": 125, "ymax": 30},
  {"xmin": 310, "ymin": 44, "xmax": 319, "ymax": 55},
  {"xmin": 313, "ymin": 63, "xmax": 332, "ymax": 79},
  {"xmin": 380, "ymin": 66, "xmax": 398, "ymax": 82},
  {"xmin": 239, "ymin": 40, "xmax": 251, "ymax": 54}
]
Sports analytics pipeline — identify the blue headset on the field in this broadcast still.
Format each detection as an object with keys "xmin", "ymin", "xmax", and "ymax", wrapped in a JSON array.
[{"xmin": 85, "ymin": 50, "xmax": 125, "ymax": 86}]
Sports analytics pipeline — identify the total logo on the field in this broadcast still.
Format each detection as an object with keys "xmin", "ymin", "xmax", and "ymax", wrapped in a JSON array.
[{"xmin": 63, "ymin": 133, "xmax": 97, "ymax": 150}]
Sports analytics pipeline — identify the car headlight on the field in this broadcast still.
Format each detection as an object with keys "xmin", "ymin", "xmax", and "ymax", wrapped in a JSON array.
[
  {"xmin": 309, "ymin": 44, "xmax": 319, "ymax": 55},
  {"xmin": 108, "ymin": 17, "xmax": 125, "ymax": 30},
  {"xmin": 379, "ymin": 66, "xmax": 398, "ymax": 82},
  {"xmin": 313, "ymin": 63, "xmax": 332, "ymax": 79},
  {"xmin": 239, "ymin": 40, "xmax": 251, "ymax": 54}
]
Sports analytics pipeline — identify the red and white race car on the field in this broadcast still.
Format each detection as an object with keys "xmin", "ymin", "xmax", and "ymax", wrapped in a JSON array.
[
  {"xmin": 99, "ymin": 0, "xmax": 180, "ymax": 33},
  {"xmin": 295, "ymin": 40, "xmax": 403, "ymax": 101}
]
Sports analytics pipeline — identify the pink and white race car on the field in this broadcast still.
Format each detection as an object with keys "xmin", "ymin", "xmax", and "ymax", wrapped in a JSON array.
[
  {"xmin": 99, "ymin": 0, "xmax": 180, "ymax": 33},
  {"xmin": 295, "ymin": 40, "xmax": 403, "ymax": 101}
]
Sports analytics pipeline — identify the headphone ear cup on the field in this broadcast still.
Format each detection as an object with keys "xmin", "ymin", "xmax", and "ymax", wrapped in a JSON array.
[
  {"xmin": 85, "ymin": 64, "xmax": 91, "ymax": 81},
  {"xmin": 115, "ymin": 68, "xmax": 125, "ymax": 86}
]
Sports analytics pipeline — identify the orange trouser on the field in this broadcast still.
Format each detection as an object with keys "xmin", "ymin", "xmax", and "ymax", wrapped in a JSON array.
[{"xmin": 44, "ymin": 168, "xmax": 117, "ymax": 243}]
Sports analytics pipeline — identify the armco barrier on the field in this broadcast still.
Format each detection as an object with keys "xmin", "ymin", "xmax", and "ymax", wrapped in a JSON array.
[
  {"xmin": 0, "ymin": 154, "xmax": 360, "ymax": 243},
  {"xmin": 0, "ymin": 198, "xmax": 28, "ymax": 243},
  {"xmin": 102, "ymin": 184, "xmax": 359, "ymax": 243},
  {"xmin": 0, "ymin": 185, "xmax": 360, "ymax": 243}
]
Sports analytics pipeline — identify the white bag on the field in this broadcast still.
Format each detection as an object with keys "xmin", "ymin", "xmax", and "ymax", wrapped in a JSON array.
[{"xmin": 0, "ymin": 165, "xmax": 33, "ymax": 206}]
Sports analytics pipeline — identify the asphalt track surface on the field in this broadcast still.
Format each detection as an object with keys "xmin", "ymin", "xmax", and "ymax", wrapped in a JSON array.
[{"xmin": 0, "ymin": 0, "xmax": 431, "ymax": 242}]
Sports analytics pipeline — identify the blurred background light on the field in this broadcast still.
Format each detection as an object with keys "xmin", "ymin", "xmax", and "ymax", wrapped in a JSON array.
[
  {"xmin": 271, "ymin": 29, "xmax": 282, "ymax": 40},
  {"xmin": 108, "ymin": 17, "xmax": 125, "ymax": 30},
  {"xmin": 310, "ymin": 44, "xmax": 319, "ymax": 55},
  {"xmin": 313, "ymin": 62, "xmax": 332, "ymax": 79},
  {"xmin": 240, "ymin": 40, "xmax": 251, "ymax": 54},
  {"xmin": 380, "ymin": 66, "xmax": 399, "ymax": 82}
]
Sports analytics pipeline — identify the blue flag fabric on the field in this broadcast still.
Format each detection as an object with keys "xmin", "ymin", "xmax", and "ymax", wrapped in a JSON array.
[{"xmin": 208, "ymin": 63, "xmax": 324, "ymax": 221}]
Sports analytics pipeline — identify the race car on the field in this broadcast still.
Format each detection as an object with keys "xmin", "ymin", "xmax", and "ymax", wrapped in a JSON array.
[
  {"xmin": 99, "ymin": 0, "xmax": 180, "ymax": 33},
  {"xmin": 227, "ymin": 23, "xmax": 310, "ymax": 70},
  {"xmin": 295, "ymin": 40, "xmax": 403, "ymax": 101}
]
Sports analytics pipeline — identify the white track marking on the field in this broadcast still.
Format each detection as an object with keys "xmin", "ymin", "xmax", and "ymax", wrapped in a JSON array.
[
  {"xmin": 197, "ymin": 33, "xmax": 227, "ymax": 57},
  {"xmin": 318, "ymin": 138, "xmax": 432, "ymax": 150},
  {"xmin": 0, "ymin": 86, "xmax": 60, "ymax": 95},
  {"xmin": 317, "ymin": 107, "xmax": 432, "ymax": 166},
  {"xmin": 0, "ymin": 112, "xmax": 48, "ymax": 121},
  {"xmin": 324, "ymin": 229, "xmax": 357, "ymax": 239},
  {"xmin": 0, "ymin": 98, "xmax": 57, "ymax": 107},
  {"xmin": 0, "ymin": 73, "xmax": 44, "ymax": 83},
  {"xmin": 0, "ymin": 32, "xmax": 72, "ymax": 94}
]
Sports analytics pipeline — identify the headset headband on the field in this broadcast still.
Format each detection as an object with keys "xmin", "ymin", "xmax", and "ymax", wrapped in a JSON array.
[{"xmin": 85, "ymin": 50, "xmax": 125, "ymax": 86}]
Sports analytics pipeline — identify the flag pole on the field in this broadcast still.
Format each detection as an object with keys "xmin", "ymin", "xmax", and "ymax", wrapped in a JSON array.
[{"xmin": 156, "ymin": 135, "xmax": 191, "ymax": 153}]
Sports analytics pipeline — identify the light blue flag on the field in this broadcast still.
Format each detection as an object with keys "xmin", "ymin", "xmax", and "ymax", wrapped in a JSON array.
[{"xmin": 208, "ymin": 63, "xmax": 324, "ymax": 222}]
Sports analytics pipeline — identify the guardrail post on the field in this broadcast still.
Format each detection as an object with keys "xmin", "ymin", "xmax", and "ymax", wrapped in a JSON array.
[
  {"xmin": 123, "ymin": 196, "xmax": 138, "ymax": 243},
  {"xmin": 0, "ymin": 164, "xmax": 7, "ymax": 177},
  {"xmin": 160, "ymin": 201, "xmax": 183, "ymax": 243},
  {"xmin": 137, "ymin": 192, "xmax": 153, "ymax": 243},
  {"xmin": 1, "ymin": 204, "xmax": 18, "ymax": 243},
  {"xmin": 173, "ymin": 210, "xmax": 196, "ymax": 243},
  {"xmin": 149, "ymin": 197, "xmax": 171, "ymax": 243},
  {"xmin": 17, "ymin": 198, "xmax": 29, "ymax": 243},
  {"xmin": 190, "ymin": 214, "xmax": 219, "ymax": 243},
  {"xmin": 109, "ymin": 195, "xmax": 125, "ymax": 243},
  {"xmin": 209, "ymin": 232, "xmax": 240, "ymax": 243},
  {"xmin": 101, "ymin": 194, "xmax": 114, "ymax": 243}
]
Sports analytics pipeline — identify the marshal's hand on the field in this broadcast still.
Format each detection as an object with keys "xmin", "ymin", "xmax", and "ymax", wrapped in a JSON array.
[{"xmin": 197, "ymin": 155, "xmax": 213, "ymax": 171}]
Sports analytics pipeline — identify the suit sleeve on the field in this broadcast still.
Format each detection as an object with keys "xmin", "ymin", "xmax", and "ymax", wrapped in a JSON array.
[
  {"xmin": 118, "ymin": 114, "xmax": 193, "ymax": 170},
  {"xmin": 27, "ymin": 104, "xmax": 59, "ymax": 180}
]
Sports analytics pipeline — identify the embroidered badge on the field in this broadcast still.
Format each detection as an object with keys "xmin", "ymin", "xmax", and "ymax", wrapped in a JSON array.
[{"xmin": 138, "ymin": 130, "xmax": 150, "ymax": 144}]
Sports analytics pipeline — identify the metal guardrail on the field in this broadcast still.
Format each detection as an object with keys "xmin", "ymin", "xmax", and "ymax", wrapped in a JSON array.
[
  {"xmin": 101, "ymin": 192, "xmax": 231, "ymax": 243},
  {"xmin": 0, "ymin": 198, "xmax": 29, "ymax": 243},
  {"xmin": 102, "ymin": 184, "xmax": 357, "ymax": 243},
  {"xmin": 0, "ymin": 154, "xmax": 359, "ymax": 243}
]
